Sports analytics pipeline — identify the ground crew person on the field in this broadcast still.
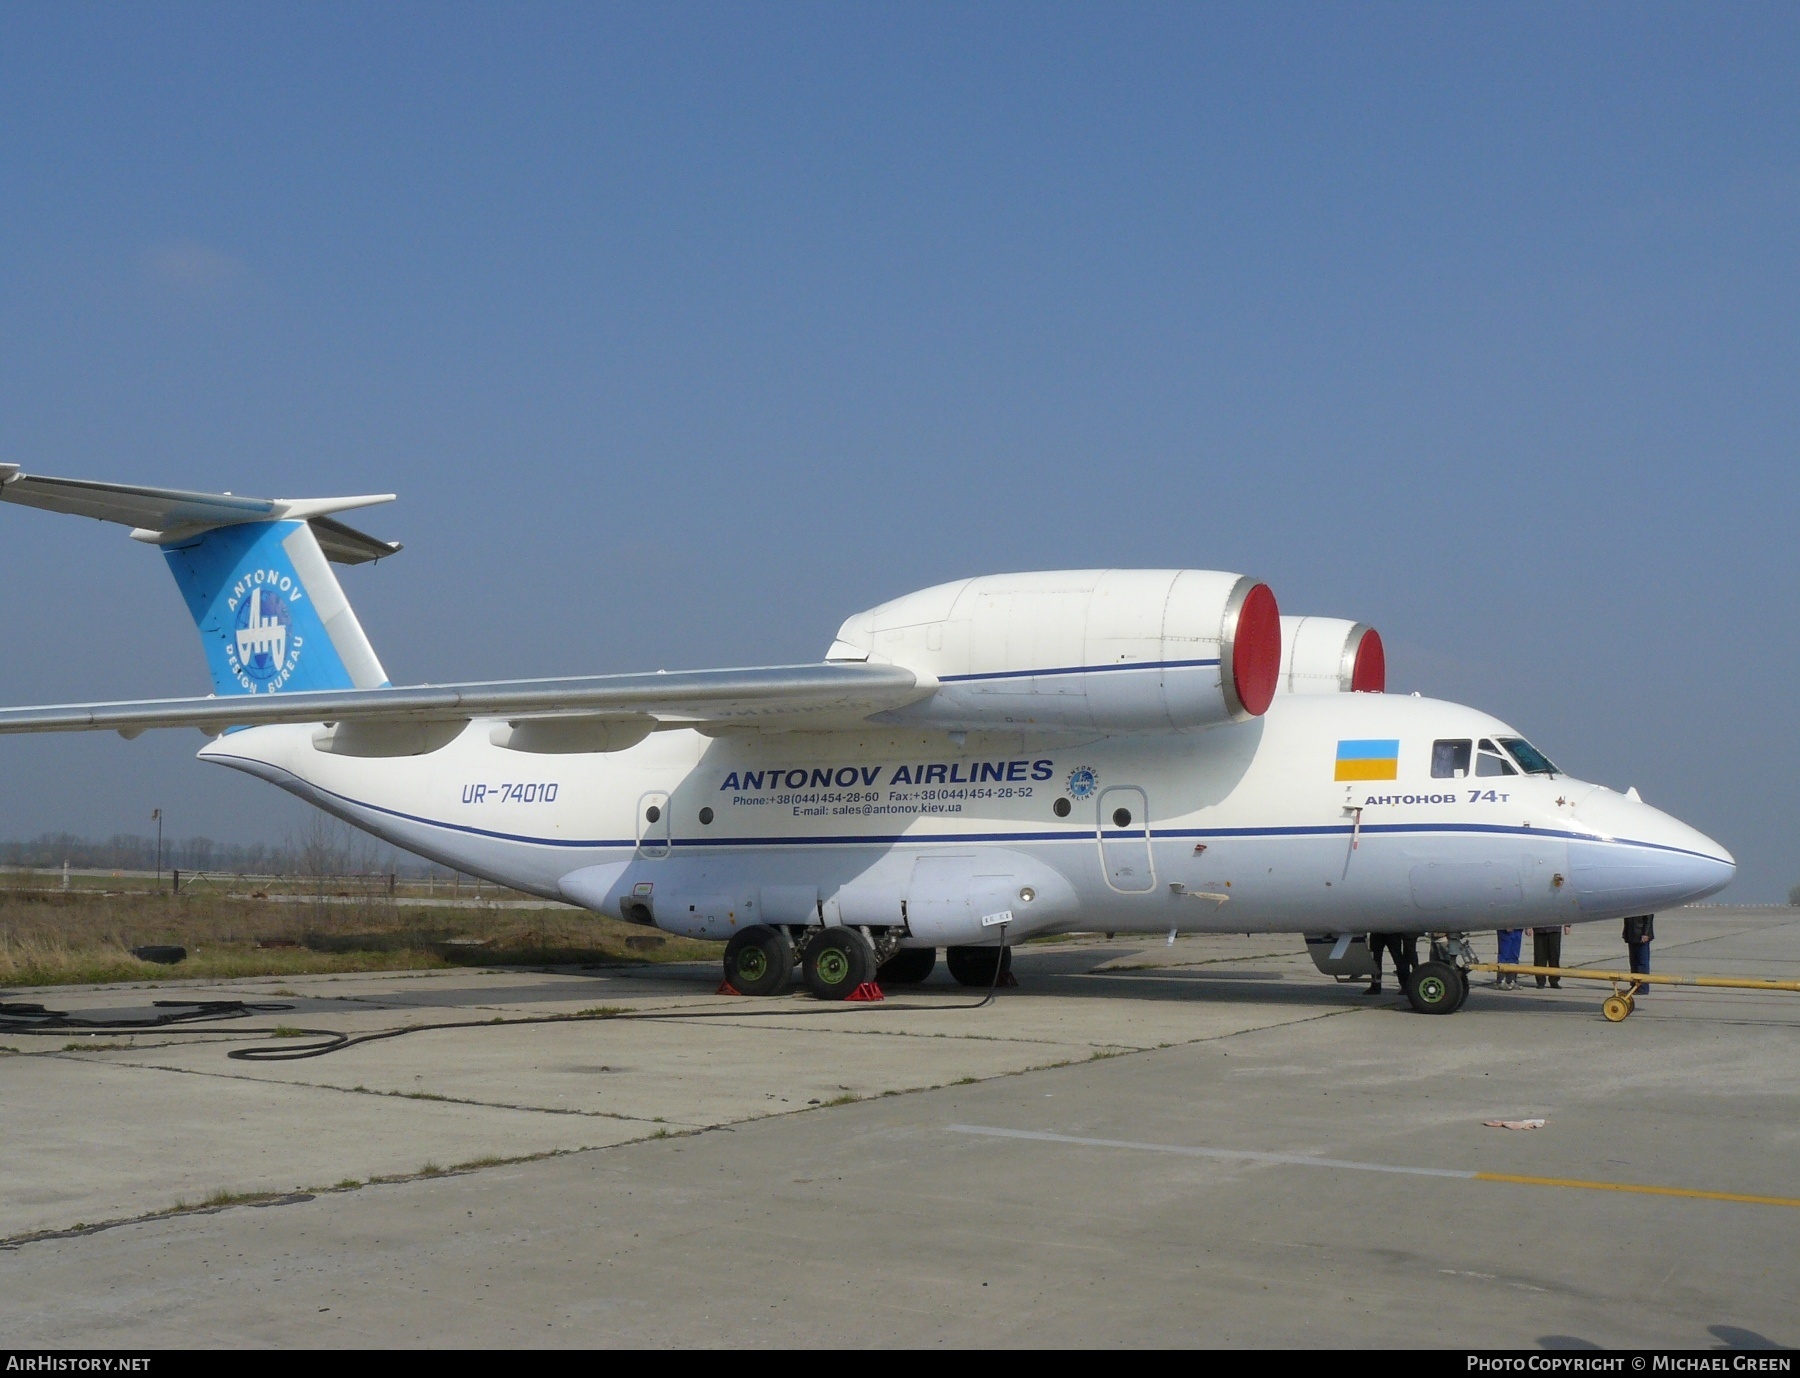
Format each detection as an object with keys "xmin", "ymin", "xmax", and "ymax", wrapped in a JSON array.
[
  {"xmin": 1531, "ymin": 924, "xmax": 1569, "ymax": 988},
  {"xmin": 1366, "ymin": 932, "xmax": 1416, "ymax": 995},
  {"xmin": 1496, "ymin": 927, "xmax": 1524, "ymax": 989},
  {"xmin": 1623, "ymin": 914, "xmax": 1654, "ymax": 980}
]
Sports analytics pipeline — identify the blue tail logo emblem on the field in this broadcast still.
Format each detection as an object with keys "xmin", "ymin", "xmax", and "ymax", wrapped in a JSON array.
[
  {"xmin": 231, "ymin": 583, "xmax": 296, "ymax": 684},
  {"xmin": 216, "ymin": 565, "xmax": 308, "ymax": 691}
]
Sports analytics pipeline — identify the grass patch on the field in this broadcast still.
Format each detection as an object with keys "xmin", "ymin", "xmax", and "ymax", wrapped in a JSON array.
[
  {"xmin": 203, "ymin": 1188, "xmax": 271, "ymax": 1208},
  {"xmin": 0, "ymin": 887, "xmax": 723, "ymax": 988},
  {"xmin": 172, "ymin": 1188, "xmax": 285, "ymax": 1212}
]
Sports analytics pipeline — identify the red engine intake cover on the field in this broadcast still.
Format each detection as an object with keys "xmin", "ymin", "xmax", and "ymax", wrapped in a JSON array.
[
  {"xmin": 1231, "ymin": 582, "xmax": 1281, "ymax": 716},
  {"xmin": 1351, "ymin": 627, "xmax": 1386, "ymax": 692}
]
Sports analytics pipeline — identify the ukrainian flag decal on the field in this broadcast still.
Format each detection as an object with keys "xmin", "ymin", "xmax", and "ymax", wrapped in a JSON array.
[{"xmin": 1335, "ymin": 739, "xmax": 1400, "ymax": 781}]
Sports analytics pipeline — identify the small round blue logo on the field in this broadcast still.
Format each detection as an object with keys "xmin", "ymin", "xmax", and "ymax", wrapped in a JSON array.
[
  {"xmin": 232, "ymin": 585, "xmax": 292, "ymax": 683},
  {"xmin": 1067, "ymin": 766, "xmax": 1098, "ymax": 800}
]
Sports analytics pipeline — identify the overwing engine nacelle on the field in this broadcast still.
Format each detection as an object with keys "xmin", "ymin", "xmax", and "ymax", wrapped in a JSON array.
[
  {"xmin": 1277, "ymin": 616, "xmax": 1385, "ymax": 694},
  {"xmin": 824, "ymin": 569, "xmax": 1281, "ymax": 732}
]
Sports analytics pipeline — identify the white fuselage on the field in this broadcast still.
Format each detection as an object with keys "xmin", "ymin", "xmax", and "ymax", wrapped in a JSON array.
[{"xmin": 201, "ymin": 691, "xmax": 1734, "ymax": 946}]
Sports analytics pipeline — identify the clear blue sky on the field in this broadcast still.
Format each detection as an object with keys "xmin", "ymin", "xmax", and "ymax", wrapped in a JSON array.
[{"xmin": 1, "ymin": 4, "xmax": 1795, "ymax": 896}]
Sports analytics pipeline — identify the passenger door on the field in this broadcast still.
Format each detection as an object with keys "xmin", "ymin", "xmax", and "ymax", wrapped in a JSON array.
[
  {"xmin": 1098, "ymin": 786, "xmax": 1155, "ymax": 893},
  {"xmin": 636, "ymin": 790, "xmax": 671, "ymax": 858}
]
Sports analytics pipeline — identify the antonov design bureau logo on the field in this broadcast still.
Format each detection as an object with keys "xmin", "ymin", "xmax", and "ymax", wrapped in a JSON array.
[{"xmin": 225, "ymin": 567, "xmax": 306, "ymax": 692}]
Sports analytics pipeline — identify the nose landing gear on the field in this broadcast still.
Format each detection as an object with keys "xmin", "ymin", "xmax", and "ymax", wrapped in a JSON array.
[
  {"xmin": 1405, "ymin": 935, "xmax": 1475, "ymax": 1014},
  {"xmin": 1406, "ymin": 962, "xmax": 1464, "ymax": 1013}
]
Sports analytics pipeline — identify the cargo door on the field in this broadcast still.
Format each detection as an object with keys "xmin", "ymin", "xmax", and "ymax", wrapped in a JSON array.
[{"xmin": 1097, "ymin": 786, "xmax": 1155, "ymax": 893}]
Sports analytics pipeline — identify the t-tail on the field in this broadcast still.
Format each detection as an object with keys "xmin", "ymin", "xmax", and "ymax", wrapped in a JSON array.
[{"xmin": 0, "ymin": 466, "xmax": 398, "ymax": 695}]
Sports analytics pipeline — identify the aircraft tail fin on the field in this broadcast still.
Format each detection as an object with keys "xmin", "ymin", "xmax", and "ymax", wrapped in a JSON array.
[{"xmin": 1, "ymin": 467, "xmax": 395, "ymax": 696}]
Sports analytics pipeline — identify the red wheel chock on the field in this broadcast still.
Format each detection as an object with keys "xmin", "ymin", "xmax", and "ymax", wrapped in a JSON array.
[
  {"xmin": 715, "ymin": 979, "xmax": 740, "ymax": 995},
  {"xmin": 998, "ymin": 971, "xmax": 1018, "ymax": 988},
  {"xmin": 845, "ymin": 982, "xmax": 885, "ymax": 1002}
]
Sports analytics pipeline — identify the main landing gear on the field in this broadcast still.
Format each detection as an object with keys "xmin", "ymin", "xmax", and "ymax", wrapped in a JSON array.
[
  {"xmin": 718, "ymin": 924, "xmax": 881, "ymax": 1002},
  {"xmin": 717, "ymin": 927, "xmax": 1013, "ymax": 1000},
  {"xmin": 876, "ymin": 948, "xmax": 937, "ymax": 986},
  {"xmin": 721, "ymin": 925, "xmax": 795, "ymax": 997},
  {"xmin": 945, "ymin": 945, "xmax": 1013, "ymax": 988},
  {"xmin": 802, "ymin": 928, "xmax": 877, "ymax": 1001}
]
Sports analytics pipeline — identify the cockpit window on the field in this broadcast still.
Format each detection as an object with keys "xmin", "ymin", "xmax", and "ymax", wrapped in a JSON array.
[
  {"xmin": 1476, "ymin": 738, "xmax": 1518, "ymax": 776},
  {"xmin": 1431, "ymin": 740, "xmax": 1472, "ymax": 779},
  {"xmin": 1498, "ymin": 737, "xmax": 1559, "ymax": 776}
]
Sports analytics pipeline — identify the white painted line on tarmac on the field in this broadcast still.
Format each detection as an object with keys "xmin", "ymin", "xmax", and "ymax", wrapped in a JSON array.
[
  {"xmin": 946, "ymin": 1126, "xmax": 1800, "ymax": 1209},
  {"xmin": 946, "ymin": 1125, "xmax": 1475, "ymax": 1179}
]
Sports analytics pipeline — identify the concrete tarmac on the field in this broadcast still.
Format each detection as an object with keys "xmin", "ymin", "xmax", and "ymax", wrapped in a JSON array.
[{"xmin": 2, "ymin": 907, "xmax": 1796, "ymax": 1347}]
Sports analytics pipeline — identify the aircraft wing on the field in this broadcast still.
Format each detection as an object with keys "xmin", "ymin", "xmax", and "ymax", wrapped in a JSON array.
[{"xmin": 0, "ymin": 663, "xmax": 928, "ymax": 738}]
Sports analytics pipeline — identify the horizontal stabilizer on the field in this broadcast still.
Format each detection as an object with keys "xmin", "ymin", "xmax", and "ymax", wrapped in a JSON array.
[
  {"xmin": 0, "ymin": 663, "xmax": 928, "ymax": 738},
  {"xmin": 0, "ymin": 466, "xmax": 400, "ymax": 564}
]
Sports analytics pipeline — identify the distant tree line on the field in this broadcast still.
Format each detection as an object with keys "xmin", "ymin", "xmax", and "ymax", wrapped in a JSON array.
[{"xmin": 0, "ymin": 830, "xmax": 437, "ymax": 877}]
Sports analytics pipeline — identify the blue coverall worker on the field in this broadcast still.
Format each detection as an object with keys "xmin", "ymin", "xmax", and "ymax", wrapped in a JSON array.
[{"xmin": 1496, "ymin": 928, "xmax": 1524, "ymax": 989}]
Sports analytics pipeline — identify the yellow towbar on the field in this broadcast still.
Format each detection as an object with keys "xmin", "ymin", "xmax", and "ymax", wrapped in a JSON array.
[{"xmin": 1468, "ymin": 963, "xmax": 1800, "ymax": 1022}]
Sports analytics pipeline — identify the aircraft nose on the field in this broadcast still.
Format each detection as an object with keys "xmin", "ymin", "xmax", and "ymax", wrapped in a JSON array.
[
  {"xmin": 1566, "ymin": 793, "xmax": 1736, "ymax": 916},
  {"xmin": 1568, "ymin": 844, "xmax": 1735, "ymax": 916}
]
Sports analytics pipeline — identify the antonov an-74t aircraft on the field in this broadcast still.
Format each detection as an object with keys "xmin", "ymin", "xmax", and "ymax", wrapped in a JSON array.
[{"xmin": 0, "ymin": 469, "xmax": 1734, "ymax": 1012}]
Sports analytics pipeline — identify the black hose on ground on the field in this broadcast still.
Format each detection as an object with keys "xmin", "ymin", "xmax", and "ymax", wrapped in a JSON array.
[{"xmin": 0, "ymin": 945, "xmax": 1015, "ymax": 1062}]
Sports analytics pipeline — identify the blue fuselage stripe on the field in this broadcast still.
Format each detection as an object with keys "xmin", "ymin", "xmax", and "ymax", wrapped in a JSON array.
[{"xmin": 214, "ymin": 756, "xmax": 1720, "ymax": 866}]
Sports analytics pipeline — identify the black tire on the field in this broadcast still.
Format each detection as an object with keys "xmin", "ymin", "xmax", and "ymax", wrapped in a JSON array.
[
  {"xmin": 1455, "ymin": 967, "xmax": 1471, "ymax": 1009},
  {"xmin": 877, "ymin": 948, "xmax": 937, "ymax": 985},
  {"xmin": 945, "ymin": 945, "xmax": 1012, "ymax": 988},
  {"xmin": 722, "ymin": 926, "xmax": 793, "ymax": 997},
  {"xmin": 130, "ymin": 945, "xmax": 187, "ymax": 965},
  {"xmin": 804, "ymin": 928, "xmax": 876, "ymax": 1001},
  {"xmin": 1406, "ymin": 960, "xmax": 1462, "ymax": 1014}
]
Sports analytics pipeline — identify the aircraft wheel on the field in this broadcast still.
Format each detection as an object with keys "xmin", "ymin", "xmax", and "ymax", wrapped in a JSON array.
[
  {"xmin": 1602, "ymin": 994, "xmax": 1631, "ymax": 1022},
  {"xmin": 877, "ymin": 948, "xmax": 937, "ymax": 985},
  {"xmin": 945, "ymin": 945, "xmax": 1012, "ymax": 988},
  {"xmin": 722, "ymin": 926, "xmax": 793, "ymax": 997},
  {"xmin": 804, "ymin": 928, "xmax": 875, "ymax": 1001},
  {"xmin": 1406, "ymin": 961, "xmax": 1462, "ymax": 1014}
]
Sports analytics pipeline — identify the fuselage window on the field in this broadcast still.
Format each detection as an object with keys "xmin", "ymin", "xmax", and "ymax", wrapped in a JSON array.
[
  {"xmin": 1431, "ymin": 739, "xmax": 1472, "ymax": 778},
  {"xmin": 1497, "ymin": 737, "xmax": 1559, "ymax": 776},
  {"xmin": 1476, "ymin": 738, "xmax": 1518, "ymax": 776}
]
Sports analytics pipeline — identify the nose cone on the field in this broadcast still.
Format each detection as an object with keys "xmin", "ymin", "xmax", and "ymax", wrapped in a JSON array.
[{"xmin": 1567, "ymin": 787, "xmax": 1735, "ymax": 917}]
